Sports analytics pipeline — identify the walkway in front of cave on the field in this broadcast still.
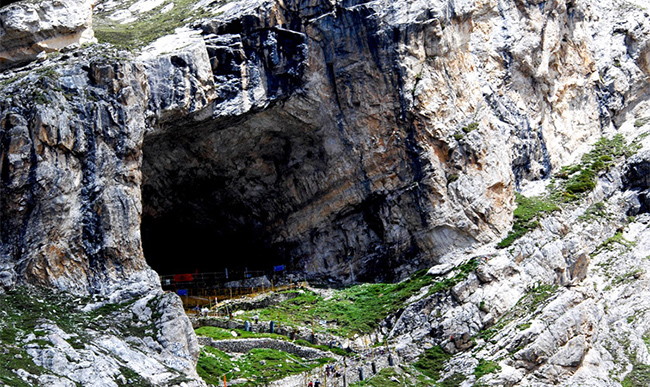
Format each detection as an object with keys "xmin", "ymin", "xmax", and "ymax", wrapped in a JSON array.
[{"xmin": 159, "ymin": 269, "xmax": 304, "ymax": 312}]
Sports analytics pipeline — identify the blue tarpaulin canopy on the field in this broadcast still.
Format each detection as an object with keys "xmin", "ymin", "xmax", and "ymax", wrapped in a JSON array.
[
  {"xmin": 273, "ymin": 265, "xmax": 285, "ymax": 272},
  {"xmin": 177, "ymin": 289, "xmax": 188, "ymax": 296}
]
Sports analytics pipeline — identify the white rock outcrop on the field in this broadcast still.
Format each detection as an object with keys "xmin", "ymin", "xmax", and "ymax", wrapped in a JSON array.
[{"xmin": 0, "ymin": 0, "xmax": 96, "ymax": 70}]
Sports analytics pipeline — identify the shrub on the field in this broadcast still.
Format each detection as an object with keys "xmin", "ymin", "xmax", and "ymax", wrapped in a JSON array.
[
  {"xmin": 553, "ymin": 134, "xmax": 639, "ymax": 201},
  {"xmin": 462, "ymin": 122, "xmax": 479, "ymax": 133}
]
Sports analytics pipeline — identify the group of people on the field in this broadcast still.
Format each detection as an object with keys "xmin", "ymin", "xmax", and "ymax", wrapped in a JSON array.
[{"xmin": 192, "ymin": 305, "xmax": 210, "ymax": 316}]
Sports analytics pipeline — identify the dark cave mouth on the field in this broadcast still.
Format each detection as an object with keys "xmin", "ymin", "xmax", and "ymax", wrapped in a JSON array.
[
  {"xmin": 138, "ymin": 103, "xmax": 324, "ymax": 280},
  {"xmin": 140, "ymin": 159, "xmax": 289, "ymax": 278},
  {"xmin": 0, "ymin": 0, "xmax": 21, "ymax": 8},
  {"xmin": 140, "ymin": 212, "xmax": 290, "ymax": 277}
]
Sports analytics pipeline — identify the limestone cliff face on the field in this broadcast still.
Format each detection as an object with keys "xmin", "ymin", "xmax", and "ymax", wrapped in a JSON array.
[
  {"xmin": 0, "ymin": 0, "xmax": 96, "ymax": 71},
  {"xmin": 1, "ymin": 0, "xmax": 649, "ymax": 288},
  {"xmin": 0, "ymin": 48, "xmax": 149, "ymax": 293},
  {"xmin": 0, "ymin": 0, "xmax": 649, "ymax": 386},
  {"xmin": 386, "ymin": 123, "xmax": 650, "ymax": 386},
  {"xmin": 141, "ymin": 0, "xmax": 650, "ymax": 282}
]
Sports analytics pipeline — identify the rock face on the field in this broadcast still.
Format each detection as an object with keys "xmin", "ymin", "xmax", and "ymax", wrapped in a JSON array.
[
  {"xmin": 140, "ymin": 0, "xmax": 650, "ymax": 282},
  {"xmin": 0, "ymin": 0, "xmax": 650, "ymax": 385},
  {"xmin": 0, "ymin": 0, "xmax": 96, "ymax": 71},
  {"xmin": 1, "ymin": 0, "xmax": 647, "ymax": 288},
  {"xmin": 0, "ymin": 283, "xmax": 205, "ymax": 387},
  {"xmin": 384, "ymin": 122, "xmax": 650, "ymax": 386},
  {"xmin": 0, "ymin": 45, "xmax": 149, "ymax": 294}
]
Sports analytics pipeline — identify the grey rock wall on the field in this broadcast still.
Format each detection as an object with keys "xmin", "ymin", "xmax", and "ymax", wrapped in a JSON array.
[
  {"xmin": 1, "ymin": 0, "xmax": 649, "ymax": 290},
  {"xmin": 0, "ymin": 0, "xmax": 96, "ymax": 70},
  {"xmin": 140, "ymin": 0, "xmax": 650, "ymax": 282}
]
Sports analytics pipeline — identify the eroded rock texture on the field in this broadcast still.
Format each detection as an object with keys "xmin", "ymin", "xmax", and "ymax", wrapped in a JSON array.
[
  {"xmin": 0, "ymin": 50, "xmax": 150, "ymax": 293},
  {"xmin": 0, "ymin": 0, "xmax": 649, "ymax": 385},
  {"xmin": 0, "ymin": 0, "xmax": 96, "ymax": 71},
  {"xmin": 141, "ymin": 0, "xmax": 650, "ymax": 281},
  {"xmin": 1, "ymin": 0, "xmax": 650, "ymax": 288}
]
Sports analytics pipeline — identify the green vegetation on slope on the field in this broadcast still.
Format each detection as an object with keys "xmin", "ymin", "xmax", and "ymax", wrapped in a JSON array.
[
  {"xmin": 237, "ymin": 262, "xmax": 480, "ymax": 338},
  {"xmin": 0, "ymin": 346, "xmax": 48, "ymax": 387},
  {"xmin": 197, "ymin": 346, "xmax": 332, "ymax": 386},
  {"xmin": 0, "ymin": 287, "xmax": 164, "ymax": 385},
  {"xmin": 594, "ymin": 231, "xmax": 636, "ymax": 255},
  {"xmin": 351, "ymin": 366, "xmax": 435, "ymax": 387},
  {"xmin": 93, "ymin": 0, "xmax": 217, "ymax": 50},
  {"xmin": 438, "ymin": 373, "xmax": 466, "ymax": 387},
  {"xmin": 428, "ymin": 259, "xmax": 480, "ymax": 294},
  {"xmin": 552, "ymin": 134, "xmax": 639, "ymax": 201},
  {"xmin": 474, "ymin": 358, "xmax": 501, "ymax": 379},
  {"xmin": 413, "ymin": 346, "xmax": 451, "ymax": 381},
  {"xmin": 622, "ymin": 363, "xmax": 650, "ymax": 387},
  {"xmin": 497, "ymin": 193, "xmax": 559, "ymax": 248},
  {"xmin": 240, "ymin": 269, "xmax": 437, "ymax": 337},
  {"xmin": 498, "ymin": 134, "xmax": 639, "ymax": 248}
]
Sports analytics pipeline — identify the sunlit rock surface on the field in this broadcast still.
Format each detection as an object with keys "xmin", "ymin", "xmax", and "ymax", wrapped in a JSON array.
[
  {"xmin": 0, "ymin": 0, "xmax": 649, "ymax": 385},
  {"xmin": 0, "ymin": 0, "xmax": 96, "ymax": 71}
]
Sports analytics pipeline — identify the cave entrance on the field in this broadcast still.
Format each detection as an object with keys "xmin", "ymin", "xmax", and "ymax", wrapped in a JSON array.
[
  {"xmin": 140, "ymin": 213, "xmax": 279, "ymax": 277},
  {"xmin": 0, "ymin": 0, "xmax": 21, "ymax": 7},
  {"xmin": 139, "ymin": 107, "xmax": 321, "ymax": 280}
]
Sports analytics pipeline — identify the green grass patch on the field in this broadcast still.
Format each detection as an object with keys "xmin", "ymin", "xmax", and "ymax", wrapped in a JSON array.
[
  {"xmin": 439, "ymin": 373, "xmax": 466, "ymax": 387},
  {"xmin": 634, "ymin": 117, "xmax": 650, "ymax": 128},
  {"xmin": 447, "ymin": 174, "xmax": 459, "ymax": 184},
  {"xmin": 612, "ymin": 269, "xmax": 644, "ymax": 286},
  {"xmin": 524, "ymin": 283, "xmax": 557, "ymax": 311},
  {"xmin": 497, "ymin": 193, "xmax": 559, "ymax": 248},
  {"xmin": 117, "ymin": 366, "xmax": 154, "ymax": 387},
  {"xmin": 413, "ymin": 346, "xmax": 451, "ymax": 381},
  {"xmin": 578, "ymin": 201, "xmax": 609, "ymax": 222},
  {"xmin": 622, "ymin": 363, "xmax": 650, "ymax": 387},
  {"xmin": 350, "ymin": 366, "xmax": 435, "ymax": 387},
  {"xmin": 294, "ymin": 340, "xmax": 349, "ymax": 357},
  {"xmin": 594, "ymin": 231, "xmax": 636, "ymax": 255},
  {"xmin": 197, "ymin": 347, "xmax": 331, "ymax": 386},
  {"xmin": 0, "ymin": 346, "xmax": 48, "ymax": 387},
  {"xmin": 93, "ymin": 0, "xmax": 216, "ymax": 50},
  {"xmin": 552, "ymin": 134, "xmax": 639, "ymax": 201},
  {"xmin": 240, "ymin": 270, "xmax": 436, "ymax": 337},
  {"xmin": 516, "ymin": 322, "xmax": 531, "ymax": 331},
  {"xmin": 196, "ymin": 346, "xmax": 233, "ymax": 385},
  {"xmin": 0, "ymin": 287, "xmax": 172, "ymax": 385},
  {"xmin": 428, "ymin": 259, "xmax": 480, "ymax": 294},
  {"xmin": 462, "ymin": 122, "xmax": 479, "ymax": 133},
  {"xmin": 238, "ymin": 263, "xmax": 482, "ymax": 338},
  {"xmin": 474, "ymin": 358, "xmax": 501, "ymax": 379}
]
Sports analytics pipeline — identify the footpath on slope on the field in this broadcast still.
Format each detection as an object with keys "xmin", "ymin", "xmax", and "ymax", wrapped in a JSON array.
[{"xmin": 198, "ymin": 332, "xmax": 400, "ymax": 387}]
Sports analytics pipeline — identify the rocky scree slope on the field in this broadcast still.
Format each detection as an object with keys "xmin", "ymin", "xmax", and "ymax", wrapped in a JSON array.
[
  {"xmin": 383, "ymin": 123, "xmax": 650, "ymax": 386},
  {"xmin": 0, "ymin": 0, "xmax": 649, "ymax": 386}
]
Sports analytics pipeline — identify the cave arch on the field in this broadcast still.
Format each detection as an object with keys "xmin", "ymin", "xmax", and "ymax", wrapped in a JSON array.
[
  {"xmin": 140, "ymin": 105, "xmax": 328, "ymax": 277},
  {"xmin": 0, "ymin": 0, "xmax": 21, "ymax": 8}
]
